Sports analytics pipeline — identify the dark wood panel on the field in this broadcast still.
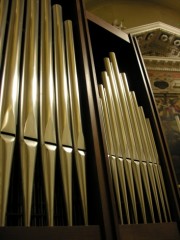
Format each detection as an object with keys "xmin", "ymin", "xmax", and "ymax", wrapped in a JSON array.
[
  {"xmin": 86, "ymin": 11, "xmax": 130, "ymax": 43},
  {"xmin": 0, "ymin": 226, "xmax": 102, "ymax": 240},
  {"xmin": 75, "ymin": 2, "xmax": 122, "ymax": 240},
  {"xmin": 119, "ymin": 222, "xmax": 180, "ymax": 240}
]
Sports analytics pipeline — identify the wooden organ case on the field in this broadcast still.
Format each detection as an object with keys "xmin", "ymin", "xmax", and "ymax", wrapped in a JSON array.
[{"xmin": 0, "ymin": 0, "xmax": 179, "ymax": 239}]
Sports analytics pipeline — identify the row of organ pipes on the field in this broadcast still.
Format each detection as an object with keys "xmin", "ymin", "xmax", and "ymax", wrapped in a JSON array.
[
  {"xmin": 0, "ymin": 0, "xmax": 172, "ymax": 227},
  {"xmin": 98, "ymin": 52, "xmax": 171, "ymax": 224},
  {"xmin": 0, "ymin": 0, "xmax": 87, "ymax": 226}
]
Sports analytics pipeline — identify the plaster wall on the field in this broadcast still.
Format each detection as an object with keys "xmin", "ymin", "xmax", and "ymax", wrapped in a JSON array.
[{"xmin": 84, "ymin": 0, "xmax": 180, "ymax": 28}]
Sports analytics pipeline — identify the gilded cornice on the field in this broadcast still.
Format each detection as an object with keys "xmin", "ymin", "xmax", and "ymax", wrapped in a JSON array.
[{"xmin": 125, "ymin": 22, "xmax": 180, "ymax": 94}]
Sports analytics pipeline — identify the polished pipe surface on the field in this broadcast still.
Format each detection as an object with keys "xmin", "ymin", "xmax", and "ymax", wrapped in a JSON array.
[
  {"xmin": 108, "ymin": 53, "xmax": 147, "ymax": 223},
  {"xmin": 100, "ymin": 70, "xmax": 138, "ymax": 223},
  {"xmin": 40, "ymin": 0, "xmax": 57, "ymax": 226},
  {"xmin": 0, "ymin": 0, "xmax": 9, "ymax": 65},
  {"xmin": 99, "ymin": 84, "xmax": 130, "ymax": 224},
  {"xmin": 0, "ymin": 0, "xmax": 24, "ymax": 227},
  {"xmin": 20, "ymin": 0, "xmax": 39, "ymax": 227},
  {"xmin": 52, "ymin": 4, "xmax": 73, "ymax": 226},
  {"xmin": 0, "ymin": 0, "xmax": 25, "ymax": 134},
  {"xmin": 40, "ymin": 0, "xmax": 56, "ymax": 144},
  {"xmin": 0, "ymin": 134, "xmax": 15, "ymax": 226},
  {"xmin": 20, "ymin": 0, "xmax": 39, "ymax": 140},
  {"xmin": 64, "ymin": 20, "xmax": 88, "ymax": 225},
  {"xmin": 64, "ymin": 20, "xmax": 85, "ymax": 150},
  {"xmin": 53, "ymin": 4, "xmax": 72, "ymax": 147}
]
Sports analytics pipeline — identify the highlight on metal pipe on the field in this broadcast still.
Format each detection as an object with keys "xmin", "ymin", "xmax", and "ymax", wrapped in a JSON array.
[
  {"xmin": 52, "ymin": 4, "xmax": 73, "ymax": 226},
  {"xmin": 0, "ymin": 0, "xmax": 9, "ymax": 66},
  {"xmin": 109, "ymin": 53, "xmax": 147, "ymax": 223},
  {"xmin": 98, "ymin": 52, "xmax": 172, "ymax": 224},
  {"xmin": 131, "ymin": 92, "xmax": 163, "ymax": 222},
  {"xmin": 64, "ymin": 19, "xmax": 88, "ymax": 225},
  {"xmin": 120, "ymin": 72, "xmax": 155, "ymax": 223},
  {"xmin": 0, "ymin": 134, "xmax": 15, "ymax": 226},
  {"xmin": 98, "ymin": 84, "xmax": 130, "ymax": 224},
  {"xmin": 101, "ymin": 70, "xmax": 138, "ymax": 224},
  {"xmin": 0, "ymin": 0, "xmax": 25, "ymax": 135},
  {"xmin": 20, "ymin": 0, "xmax": 39, "ymax": 226},
  {"xmin": 40, "ymin": 0, "xmax": 57, "ymax": 226},
  {"xmin": 0, "ymin": 0, "xmax": 25, "ymax": 226}
]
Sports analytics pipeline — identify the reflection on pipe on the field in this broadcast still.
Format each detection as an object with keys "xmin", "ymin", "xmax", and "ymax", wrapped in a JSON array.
[
  {"xmin": 40, "ymin": 0, "xmax": 57, "ymax": 226},
  {"xmin": 64, "ymin": 20, "xmax": 88, "ymax": 225},
  {"xmin": 0, "ymin": 0, "xmax": 9, "ymax": 66},
  {"xmin": 52, "ymin": 4, "xmax": 73, "ymax": 226},
  {"xmin": 0, "ymin": 0, "xmax": 24, "ymax": 134},
  {"xmin": 109, "ymin": 53, "xmax": 146, "ymax": 223},
  {"xmin": 101, "ymin": 71, "xmax": 138, "ymax": 223},
  {"xmin": 0, "ymin": 135, "xmax": 15, "ymax": 226},
  {"xmin": 99, "ymin": 84, "xmax": 130, "ymax": 224},
  {"xmin": 146, "ymin": 119, "xmax": 171, "ymax": 221},
  {"xmin": 0, "ymin": 0, "xmax": 25, "ymax": 226},
  {"xmin": 98, "ymin": 52, "xmax": 171, "ymax": 224},
  {"xmin": 20, "ymin": 0, "xmax": 39, "ymax": 226}
]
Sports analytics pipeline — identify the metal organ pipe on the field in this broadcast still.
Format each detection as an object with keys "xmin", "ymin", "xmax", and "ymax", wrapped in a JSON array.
[
  {"xmin": 20, "ymin": 0, "xmax": 39, "ymax": 227},
  {"xmin": 0, "ymin": 0, "xmax": 25, "ymax": 226},
  {"xmin": 0, "ymin": 0, "xmax": 88, "ymax": 227}
]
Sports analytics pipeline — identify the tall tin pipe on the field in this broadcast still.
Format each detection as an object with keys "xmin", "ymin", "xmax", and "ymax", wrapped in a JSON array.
[
  {"xmin": 65, "ymin": 20, "xmax": 88, "ymax": 225},
  {"xmin": 0, "ymin": 0, "xmax": 25, "ymax": 226},
  {"xmin": 20, "ymin": 0, "xmax": 39, "ymax": 226},
  {"xmin": 52, "ymin": 4, "xmax": 73, "ymax": 226},
  {"xmin": 40, "ymin": 0, "xmax": 57, "ymax": 226},
  {"xmin": 0, "ymin": 0, "xmax": 9, "ymax": 66}
]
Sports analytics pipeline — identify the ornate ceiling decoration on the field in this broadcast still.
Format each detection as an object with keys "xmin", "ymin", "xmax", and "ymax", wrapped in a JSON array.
[
  {"xmin": 125, "ymin": 22, "xmax": 180, "ymax": 93},
  {"xmin": 125, "ymin": 22, "xmax": 180, "ymax": 59},
  {"xmin": 136, "ymin": 30, "xmax": 180, "ymax": 58},
  {"xmin": 143, "ymin": 56, "xmax": 180, "ymax": 71},
  {"xmin": 147, "ymin": 69, "xmax": 180, "ymax": 93}
]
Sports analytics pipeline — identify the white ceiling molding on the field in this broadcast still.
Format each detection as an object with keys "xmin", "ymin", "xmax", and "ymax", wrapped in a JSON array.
[
  {"xmin": 143, "ymin": 56, "xmax": 180, "ymax": 71},
  {"xmin": 124, "ymin": 22, "xmax": 180, "ymax": 60},
  {"xmin": 125, "ymin": 21, "xmax": 180, "ymax": 35},
  {"xmin": 124, "ymin": 21, "xmax": 180, "ymax": 94}
]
